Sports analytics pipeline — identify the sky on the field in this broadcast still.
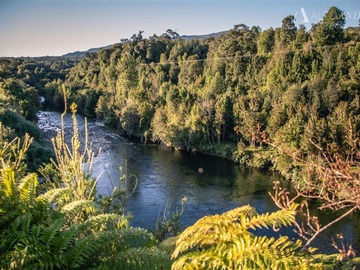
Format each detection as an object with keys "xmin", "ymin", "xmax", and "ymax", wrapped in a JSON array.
[{"xmin": 0, "ymin": 0, "xmax": 359, "ymax": 57}]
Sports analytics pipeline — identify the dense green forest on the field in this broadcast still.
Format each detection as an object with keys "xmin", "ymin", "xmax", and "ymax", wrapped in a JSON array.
[
  {"xmin": 0, "ymin": 57, "xmax": 77, "ymax": 169},
  {"xmin": 1, "ymin": 6, "xmax": 360, "ymax": 269},
  {"xmin": 47, "ymin": 7, "xmax": 360, "ymax": 181}
]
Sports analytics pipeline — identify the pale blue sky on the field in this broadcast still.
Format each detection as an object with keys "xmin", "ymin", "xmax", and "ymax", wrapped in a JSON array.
[{"xmin": 0, "ymin": 0, "xmax": 359, "ymax": 57}]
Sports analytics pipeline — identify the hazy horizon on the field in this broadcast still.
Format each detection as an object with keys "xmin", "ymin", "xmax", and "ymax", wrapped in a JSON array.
[{"xmin": 1, "ymin": 0, "xmax": 359, "ymax": 57}]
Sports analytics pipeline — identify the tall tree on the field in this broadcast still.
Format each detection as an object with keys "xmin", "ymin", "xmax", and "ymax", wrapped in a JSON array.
[
  {"xmin": 280, "ymin": 15, "xmax": 297, "ymax": 47},
  {"xmin": 313, "ymin": 6, "xmax": 346, "ymax": 45},
  {"xmin": 258, "ymin": 28, "xmax": 275, "ymax": 54}
]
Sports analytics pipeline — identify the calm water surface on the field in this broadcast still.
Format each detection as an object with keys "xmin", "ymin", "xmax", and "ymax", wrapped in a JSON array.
[{"xmin": 38, "ymin": 111, "xmax": 360, "ymax": 253}]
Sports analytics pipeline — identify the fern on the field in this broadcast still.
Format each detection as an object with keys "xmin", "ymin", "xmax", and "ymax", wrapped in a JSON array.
[
  {"xmin": 0, "ymin": 169, "xmax": 17, "ymax": 201},
  {"xmin": 0, "ymin": 129, "xmax": 32, "ymax": 176},
  {"xmin": 65, "ymin": 235, "xmax": 99, "ymax": 269},
  {"xmin": 0, "ymin": 170, "xmax": 18, "ymax": 229},
  {"xmin": 53, "ymin": 225, "xmax": 79, "ymax": 255},
  {"xmin": 95, "ymin": 227, "xmax": 156, "ymax": 251},
  {"xmin": 172, "ymin": 205, "xmax": 311, "ymax": 270},
  {"xmin": 59, "ymin": 227, "xmax": 162, "ymax": 269},
  {"xmin": 0, "ymin": 108, "xmax": 173, "ymax": 270},
  {"xmin": 158, "ymin": 236, "xmax": 178, "ymax": 256},
  {"xmin": 92, "ymin": 247, "xmax": 172, "ymax": 270},
  {"xmin": 42, "ymin": 218, "xmax": 64, "ymax": 247},
  {"xmin": 79, "ymin": 213, "xmax": 129, "ymax": 231},
  {"xmin": 241, "ymin": 206, "xmax": 297, "ymax": 231},
  {"xmin": 0, "ymin": 170, "xmax": 42, "ymax": 233},
  {"xmin": 17, "ymin": 173, "xmax": 38, "ymax": 206},
  {"xmin": 60, "ymin": 199, "xmax": 97, "ymax": 214},
  {"xmin": 2, "ymin": 213, "xmax": 100, "ymax": 270},
  {"xmin": 36, "ymin": 187, "xmax": 72, "ymax": 205}
]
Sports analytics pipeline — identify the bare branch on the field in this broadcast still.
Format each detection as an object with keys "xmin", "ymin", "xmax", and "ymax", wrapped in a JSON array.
[{"xmin": 304, "ymin": 206, "xmax": 357, "ymax": 247}]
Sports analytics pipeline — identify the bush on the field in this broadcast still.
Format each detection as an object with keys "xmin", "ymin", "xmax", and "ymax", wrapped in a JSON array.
[{"xmin": 0, "ymin": 109, "xmax": 42, "ymax": 141}]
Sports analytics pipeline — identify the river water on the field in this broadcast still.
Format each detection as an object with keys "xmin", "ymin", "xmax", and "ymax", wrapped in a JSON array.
[{"xmin": 37, "ymin": 111, "xmax": 360, "ymax": 253}]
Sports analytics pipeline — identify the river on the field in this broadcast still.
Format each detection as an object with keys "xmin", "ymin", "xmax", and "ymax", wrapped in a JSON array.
[{"xmin": 37, "ymin": 111, "xmax": 360, "ymax": 253}]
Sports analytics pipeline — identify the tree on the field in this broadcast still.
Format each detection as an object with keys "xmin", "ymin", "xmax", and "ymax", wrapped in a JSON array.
[
  {"xmin": 280, "ymin": 15, "xmax": 297, "ymax": 46},
  {"xmin": 151, "ymin": 107, "xmax": 169, "ymax": 144},
  {"xmin": 313, "ymin": 6, "xmax": 346, "ymax": 45},
  {"xmin": 119, "ymin": 100, "xmax": 140, "ymax": 136},
  {"xmin": 294, "ymin": 25, "xmax": 309, "ymax": 49},
  {"xmin": 0, "ymin": 78, "xmax": 40, "ymax": 121},
  {"xmin": 115, "ymin": 52, "xmax": 138, "ymax": 101},
  {"xmin": 164, "ymin": 29, "xmax": 180, "ymax": 40},
  {"xmin": 258, "ymin": 28, "xmax": 275, "ymax": 54}
]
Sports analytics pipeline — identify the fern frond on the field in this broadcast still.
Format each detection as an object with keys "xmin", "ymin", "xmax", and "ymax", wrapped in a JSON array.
[
  {"xmin": 0, "ymin": 169, "xmax": 16, "ymax": 200},
  {"xmin": 19, "ymin": 212, "xmax": 32, "ymax": 236},
  {"xmin": 114, "ymin": 227, "xmax": 156, "ymax": 249},
  {"xmin": 60, "ymin": 199, "xmax": 97, "ymax": 215},
  {"xmin": 173, "ymin": 235, "xmax": 307, "ymax": 270},
  {"xmin": 244, "ymin": 207, "xmax": 297, "ymax": 231},
  {"xmin": 223, "ymin": 204, "xmax": 258, "ymax": 221},
  {"xmin": 172, "ymin": 207, "xmax": 254, "ymax": 258},
  {"xmin": 174, "ymin": 213, "xmax": 244, "ymax": 246},
  {"xmin": 17, "ymin": 173, "xmax": 38, "ymax": 206},
  {"xmin": 89, "ymin": 227, "xmax": 156, "ymax": 259},
  {"xmin": 29, "ymin": 223, "xmax": 41, "ymax": 239},
  {"xmin": 36, "ymin": 187, "xmax": 72, "ymax": 205},
  {"xmin": 65, "ymin": 234, "xmax": 99, "ymax": 269},
  {"xmin": 172, "ymin": 249, "xmax": 227, "ymax": 270},
  {"xmin": 41, "ymin": 218, "xmax": 64, "ymax": 247},
  {"xmin": 79, "ymin": 213, "xmax": 129, "ymax": 231},
  {"xmin": 222, "ymin": 235, "xmax": 305, "ymax": 269},
  {"xmin": 54, "ymin": 225, "xmax": 79, "ymax": 255},
  {"xmin": 172, "ymin": 205, "xmax": 310, "ymax": 270},
  {"xmin": 0, "ymin": 170, "xmax": 20, "ymax": 228}
]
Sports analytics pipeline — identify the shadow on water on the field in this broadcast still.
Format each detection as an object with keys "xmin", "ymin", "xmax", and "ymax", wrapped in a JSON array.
[{"xmin": 38, "ymin": 111, "xmax": 360, "ymax": 254}]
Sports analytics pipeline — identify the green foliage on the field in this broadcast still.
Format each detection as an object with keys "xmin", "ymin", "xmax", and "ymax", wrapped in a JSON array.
[
  {"xmin": 0, "ymin": 109, "xmax": 41, "ymax": 140},
  {"xmin": 280, "ymin": 15, "xmax": 297, "ymax": 47},
  {"xmin": 171, "ymin": 205, "xmax": 312, "ymax": 270},
  {"xmin": 258, "ymin": 28, "xmax": 275, "ymax": 54},
  {"xmin": 0, "ymin": 124, "xmax": 32, "ymax": 176},
  {"xmin": 312, "ymin": 6, "xmax": 346, "ymax": 46},
  {"xmin": 0, "ymin": 109, "xmax": 171, "ymax": 270},
  {"xmin": 153, "ymin": 197, "xmax": 187, "ymax": 242},
  {"xmin": 48, "ymin": 10, "xmax": 359, "ymax": 186},
  {"xmin": 199, "ymin": 142, "xmax": 237, "ymax": 160},
  {"xmin": 158, "ymin": 236, "xmax": 178, "ymax": 256},
  {"xmin": 93, "ymin": 247, "xmax": 172, "ymax": 270},
  {"xmin": 1, "ymin": 7, "xmax": 360, "ymax": 268},
  {"xmin": 311, "ymin": 254, "xmax": 360, "ymax": 269},
  {"xmin": 0, "ymin": 108, "xmax": 53, "ymax": 170},
  {"xmin": 0, "ymin": 78, "xmax": 40, "ymax": 121},
  {"xmin": 47, "ymin": 103, "xmax": 97, "ymax": 202}
]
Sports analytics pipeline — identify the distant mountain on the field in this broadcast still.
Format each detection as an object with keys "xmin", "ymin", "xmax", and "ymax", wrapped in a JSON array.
[
  {"xmin": 62, "ymin": 45, "xmax": 112, "ymax": 59},
  {"xmin": 62, "ymin": 31, "xmax": 227, "ymax": 59},
  {"xmin": 180, "ymin": 31, "xmax": 227, "ymax": 40}
]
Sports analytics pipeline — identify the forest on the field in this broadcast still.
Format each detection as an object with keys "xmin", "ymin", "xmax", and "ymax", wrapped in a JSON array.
[{"xmin": 1, "ymin": 6, "xmax": 360, "ymax": 269}]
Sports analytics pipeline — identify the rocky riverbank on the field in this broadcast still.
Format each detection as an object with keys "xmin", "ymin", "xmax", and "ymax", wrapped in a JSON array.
[{"xmin": 37, "ymin": 111, "xmax": 124, "ymax": 156}]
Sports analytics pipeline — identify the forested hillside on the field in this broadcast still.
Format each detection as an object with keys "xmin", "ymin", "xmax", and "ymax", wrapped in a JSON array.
[
  {"xmin": 40, "ymin": 7, "xmax": 360, "ymax": 180},
  {"xmin": 0, "ymin": 57, "xmax": 77, "ymax": 168}
]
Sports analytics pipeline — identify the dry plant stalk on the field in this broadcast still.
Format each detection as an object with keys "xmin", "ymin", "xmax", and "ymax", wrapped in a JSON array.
[
  {"xmin": 50, "ymin": 89, "xmax": 98, "ymax": 201},
  {"xmin": 255, "ymin": 122, "xmax": 360, "ymax": 252}
]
